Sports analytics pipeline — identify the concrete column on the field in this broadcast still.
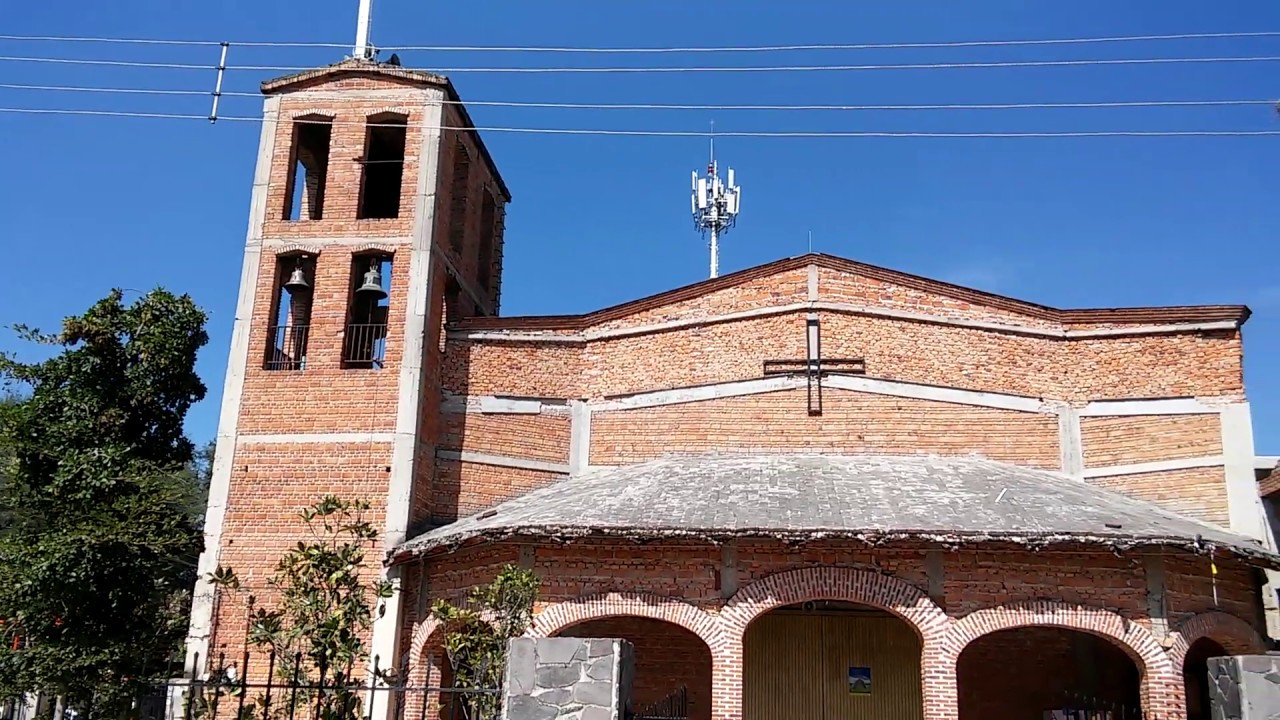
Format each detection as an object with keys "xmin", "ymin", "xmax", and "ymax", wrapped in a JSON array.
[
  {"xmin": 367, "ymin": 89, "xmax": 447, "ymax": 720},
  {"xmin": 183, "ymin": 94, "xmax": 281, "ymax": 678},
  {"xmin": 1058, "ymin": 405, "xmax": 1084, "ymax": 481},
  {"xmin": 569, "ymin": 400, "xmax": 591, "ymax": 475}
]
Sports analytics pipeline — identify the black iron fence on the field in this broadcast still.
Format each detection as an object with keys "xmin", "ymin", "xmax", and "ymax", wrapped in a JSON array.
[
  {"xmin": 629, "ymin": 686, "xmax": 688, "ymax": 720},
  {"xmin": 265, "ymin": 325, "xmax": 310, "ymax": 371},
  {"xmin": 121, "ymin": 651, "xmax": 499, "ymax": 720},
  {"xmin": 342, "ymin": 323, "xmax": 388, "ymax": 369}
]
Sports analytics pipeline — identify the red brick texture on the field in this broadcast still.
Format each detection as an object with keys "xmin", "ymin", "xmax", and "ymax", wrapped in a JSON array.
[
  {"xmin": 588, "ymin": 390, "xmax": 1059, "ymax": 468},
  {"xmin": 397, "ymin": 541, "xmax": 1265, "ymax": 720},
  {"xmin": 210, "ymin": 65, "xmax": 1263, "ymax": 720},
  {"xmin": 1081, "ymin": 415, "xmax": 1223, "ymax": 468}
]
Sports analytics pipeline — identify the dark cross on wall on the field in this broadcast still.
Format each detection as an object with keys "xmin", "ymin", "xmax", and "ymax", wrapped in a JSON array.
[{"xmin": 762, "ymin": 316, "xmax": 865, "ymax": 416}]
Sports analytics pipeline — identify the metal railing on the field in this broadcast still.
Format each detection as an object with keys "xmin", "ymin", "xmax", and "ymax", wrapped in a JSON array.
[
  {"xmin": 125, "ymin": 651, "xmax": 499, "ymax": 720},
  {"xmin": 342, "ymin": 323, "xmax": 389, "ymax": 369},
  {"xmin": 630, "ymin": 685, "xmax": 688, "ymax": 720},
  {"xmin": 265, "ymin": 325, "xmax": 310, "ymax": 371}
]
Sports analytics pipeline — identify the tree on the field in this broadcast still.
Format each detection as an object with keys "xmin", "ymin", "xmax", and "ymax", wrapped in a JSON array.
[
  {"xmin": 431, "ymin": 566, "xmax": 539, "ymax": 720},
  {"xmin": 208, "ymin": 496, "xmax": 393, "ymax": 719},
  {"xmin": 0, "ymin": 288, "xmax": 209, "ymax": 716}
]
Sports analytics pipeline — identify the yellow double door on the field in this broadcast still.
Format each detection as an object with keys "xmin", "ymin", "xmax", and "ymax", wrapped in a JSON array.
[{"xmin": 743, "ymin": 611, "xmax": 924, "ymax": 720}]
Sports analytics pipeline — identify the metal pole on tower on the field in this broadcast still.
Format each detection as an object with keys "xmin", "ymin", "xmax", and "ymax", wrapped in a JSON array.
[
  {"xmin": 691, "ymin": 132, "xmax": 741, "ymax": 280},
  {"xmin": 354, "ymin": 0, "xmax": 375, "ymax": 60}
]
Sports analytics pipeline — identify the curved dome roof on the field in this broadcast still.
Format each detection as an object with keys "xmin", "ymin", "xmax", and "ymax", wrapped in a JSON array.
[{"xmin": 393, "ymin": 453, "xmax": 1277, "ymax": 568}]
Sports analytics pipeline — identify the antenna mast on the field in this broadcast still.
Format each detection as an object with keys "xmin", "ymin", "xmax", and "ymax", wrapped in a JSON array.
[
  {"xmin": 354, "ymin": 0, "xmax": 375, "ymax": 60},
  {"xmin": 690, "ymin": 133, "xmax": 742, "ymax": 279}
]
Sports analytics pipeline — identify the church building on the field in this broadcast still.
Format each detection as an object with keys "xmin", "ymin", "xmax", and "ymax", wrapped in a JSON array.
[{"xmin": 185, "ymin": 57, "xmax": 1280, "ymax": 720}]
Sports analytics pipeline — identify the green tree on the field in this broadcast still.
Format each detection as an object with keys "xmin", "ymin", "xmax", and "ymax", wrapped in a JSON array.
[
  {"xmin": 209, "ymin": 496, "xmax": 394, "ymax": 720},
  {"xmin": 0, "ymin": 288, "xmax": 209, "ymax": 717},
  {"xmin": 431, "ymin": 566, "xmax": 539, "ymax": 720}
]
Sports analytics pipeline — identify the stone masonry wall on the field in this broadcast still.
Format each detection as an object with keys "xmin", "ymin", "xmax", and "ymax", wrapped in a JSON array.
[
  {"xmin": 1207, "ymin": 655, "xmax": 1280, "ymax": 720},
  {"xmin": 504, "ymin": 638, "xmax": 634, "ymax": 720}
]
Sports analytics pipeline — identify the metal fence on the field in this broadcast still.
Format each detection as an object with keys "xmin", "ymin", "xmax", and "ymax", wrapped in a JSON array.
[
  {"xmin": 128, "ymin": 651, "xmax": 499, "ymax": 720},
  {"xmin": 342, "ymin": 323, "xmax": 388, "ymax": 368}
]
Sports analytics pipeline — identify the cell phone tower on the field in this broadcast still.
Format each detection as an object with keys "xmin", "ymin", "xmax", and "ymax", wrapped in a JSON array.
[{"xmin": 691, "ymin": 137, "xmax": 742, "ymax": 279}]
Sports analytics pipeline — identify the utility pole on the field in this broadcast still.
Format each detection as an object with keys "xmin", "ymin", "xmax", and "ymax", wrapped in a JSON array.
[
  {"xmin": 354, "ymin": 0, "xmax": 375, "ymax": 60},
  {"xmin": 690, "ymin": 136, "xmax": 742, "ymax": 279}
]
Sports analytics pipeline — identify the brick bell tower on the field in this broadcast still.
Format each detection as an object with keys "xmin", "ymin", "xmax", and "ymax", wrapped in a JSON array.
[{"xmin": 184, "ymin": 56, "xmax": 510, "ymax": 701}]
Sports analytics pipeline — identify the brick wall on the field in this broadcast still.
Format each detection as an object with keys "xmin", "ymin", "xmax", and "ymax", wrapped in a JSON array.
[
  {"xmin": 561, "ymin": 617, "xmax": 713, "ymax": 720},
  {"xmin": 957, "ymin": 627, "xmax": 1141, "ymax": 720},
  {"xmin": 440, "ymin": 411, "xmax": 570, "ymax": 462},
  {"xmin": 1090, "ymin": 468, "xmax": 1230, "ymax": 525},
  {"xmin": 402, "ymin": 538, "xmax": 1263, "ymax": 720},
  {"xmin": 588, "ymin": 390, "xmax": 1059, "ymax": 467},
  {"xmin": 1082, "ymin": 415, "xmax": 1223, "ymax": 467},
  {"xmin": 203, "ymin": 66, "xmax": 510, "ymax": 675},
  {"xmin": 429, "ymin": 460, "xmax": 563, "ymax": 523},
  {"xmin": 413, "ymin": 540, "xmax": 1262, "ymax": 634}
]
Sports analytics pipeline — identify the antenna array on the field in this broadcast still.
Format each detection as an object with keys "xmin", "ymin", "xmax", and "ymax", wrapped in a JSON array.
[{"xmin": 690, "ymin": 144, "xmax": 742, "ymax": 279}]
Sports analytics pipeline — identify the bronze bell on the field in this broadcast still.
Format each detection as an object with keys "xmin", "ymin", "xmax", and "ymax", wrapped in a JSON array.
[
  {"xmin": 356, "ymin": 262, "xmax": 388, "ymax": 301},
  {"xmin": 283, "ymin": 262, "xmax": 311, "ymax": 294}
]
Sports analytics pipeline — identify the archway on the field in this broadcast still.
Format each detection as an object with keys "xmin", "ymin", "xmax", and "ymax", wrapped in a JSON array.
[
  {"xmin": 558, "ymin": 617, "xmax": 714, "ymax": 720},
  {"xmin": 744, "ymin": 600, "xmax": 923, "ymax": 720},
  {"xmin": 956, "ymin": 627, "xmax": 1142, "ymax": 720},
  {"xmin": 1183, "ymin": 637, "xmax": 1227, "ymax": 720}
]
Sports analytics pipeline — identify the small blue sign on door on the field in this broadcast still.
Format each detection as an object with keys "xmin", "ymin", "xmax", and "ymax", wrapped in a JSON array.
[{"xmin": 848, "ymin": 666, "xmax": 871, "ymax": 695}]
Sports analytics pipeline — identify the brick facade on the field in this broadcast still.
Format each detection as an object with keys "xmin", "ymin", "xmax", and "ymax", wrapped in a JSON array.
[{"xmin": 192, "ymin": 59, "xmax": 1271, "ymax": 720}]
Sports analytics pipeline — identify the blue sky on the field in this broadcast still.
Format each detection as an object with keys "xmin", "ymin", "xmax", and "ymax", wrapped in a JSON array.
[{"xmin": 1, "ymin": 1, "xmax": 1278, "ymax": 451}]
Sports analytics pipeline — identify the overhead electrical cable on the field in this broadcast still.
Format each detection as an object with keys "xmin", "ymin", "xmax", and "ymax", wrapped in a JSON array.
[
  {"xmin": 2, "ymin": 30, "xmax": 1279, "ymax": 53},
  {"xmin": 2, "ymin": 82, "xmax": 1275, "ymax": 113},
  {"xmin": 1, "ymin": 106, "xmax": 1277, "ymax": 138},
  {"xmin": 5, "ymin": 53, "xmax": 1280, "ymax": 74}
]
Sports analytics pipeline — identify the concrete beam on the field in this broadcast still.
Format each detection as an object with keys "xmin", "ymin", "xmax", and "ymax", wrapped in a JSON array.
[
  {"xmin": 436, "ymin": 449, "xmax": 571, "ymax": 475},
  {"xmin": 237, "ymin": 431, "xmax": 396, "ymax": 445},
  {"xmin": 447, "ymin": 300, "xmax": 1238, "ymax": 344},
  {"xmin": 592, "ymin": 374, "xmax": 1050, "ymax": 415},
  {"xmin": 592, "ymin": 376, "xmax": 803, "ymax": 412},
  {"xmin": 184, "ymin": 95, "xmax": 281, "ymax": 679},
  {"xmin": 1078, "ymin": 398, "xmax": 1223, "ymax": 417},
  {"xmin": 823, "ymin": 375, "xmax": 1048, "ymax": 413},
  {"xmin": 1081, "ymin": 456, "xmax": 1224, "ymax": 480},
  {"xmin": 479, "ymin": 397, "xmax": 542, "ymax": 414}
]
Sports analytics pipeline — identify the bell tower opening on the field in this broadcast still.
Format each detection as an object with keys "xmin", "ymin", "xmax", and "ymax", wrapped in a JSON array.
[
  {"xmin": 264, "ymin": 253, "xmax": 315, "ymax": 371},
  {"xmin": 343, "ymin": 252, "xmax": 392, "ymax": 369},
  {"xmin": 358, "ymin": 113, "xmax": 409, "ymax": 220},
  {"xmin": 282, "ymin": 116, "xmax": 333, "ymax": 221}
]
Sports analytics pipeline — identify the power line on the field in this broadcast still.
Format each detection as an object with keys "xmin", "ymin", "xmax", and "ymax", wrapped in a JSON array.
[
  {"xmin": 0, "ymin": 34, "xmax": 347, "ymax": 48},
  {"xmin": 2, "ymin": 30, "xmax": 1279, "ymax": 53},
  {"xmin": 387, "ymin": 30, "xmax": 1280, "ymax": 53},
  {"xmin": 2, "ymin": 106, "xmax": 1278, "ymax": 138},
  {"xmin": 4, "ymin": 82, "xmax": 1276, "ymax": 113},
  {"xmin": 6, "ymin": 53, "xmax": 1280, "ymax": 74}
]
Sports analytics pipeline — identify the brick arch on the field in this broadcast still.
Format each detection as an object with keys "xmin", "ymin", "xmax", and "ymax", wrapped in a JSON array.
[
  {"xmin": 720, "ymin": 566, "xmax": 950, "ymax": 643},
  {"xmin": 351, "ymin": 244, "xmax": 399, "ymax": 256},
  {"xmin": 941, "ymin": 600, "xmax": 1179, "ymax": 719},
  {"xmin": 942, "ymin": 601, "xmax": 1170, "ymax": 672},
  {"xmin": 274, "ymin": 243, "xmax": 323, "ymax": 257},
  {"xmin": 528, "ymin": 592, "xmax": 724, "ymax": 651},
  {"xmin": 408, "ymin": 616, "xmax": 443, "ymax": 667},
  {"xmin": 1169, "ymin": 611, "xmax": 1266, "ymax": 671}
]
